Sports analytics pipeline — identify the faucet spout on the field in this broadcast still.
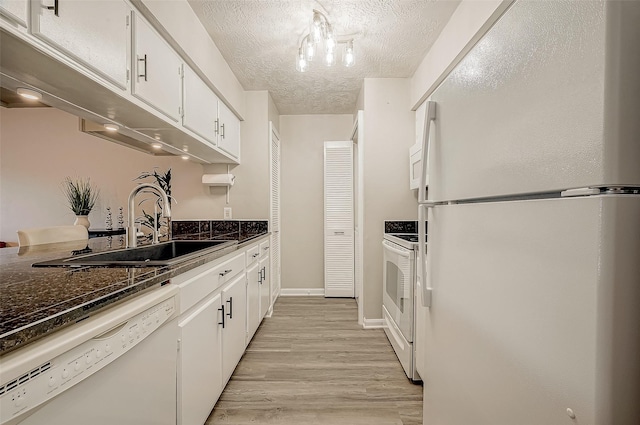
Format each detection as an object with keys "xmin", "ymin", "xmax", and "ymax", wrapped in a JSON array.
[{"xmin": 126, "ymin": 183, "xmax": 171, "ymax": 248}]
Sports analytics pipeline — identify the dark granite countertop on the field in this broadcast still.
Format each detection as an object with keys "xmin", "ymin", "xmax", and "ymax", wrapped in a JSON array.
[{"xmin": 0, "ymin": 232, "xmax": 269, "ymax": 356}]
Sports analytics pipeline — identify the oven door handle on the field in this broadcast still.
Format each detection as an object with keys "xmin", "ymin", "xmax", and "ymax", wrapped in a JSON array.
[{"xmin": 382, "ymin": 240, "xmax": 412, "ymax": 258}]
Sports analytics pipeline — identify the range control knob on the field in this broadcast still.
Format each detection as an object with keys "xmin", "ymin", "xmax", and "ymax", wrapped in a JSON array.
[
  {"xmin": 74, "ymin": 361, "xmax": 81, "ymax": 371},
  {"xmin": 15, "ymin": 394, "xmax": 25, "ymax": 407},
  {"xmin": 62, "ymin": 369, "xmax": 70, "ymax": 379},
  {"xmin": 48, "ymin": 376, "xmax": 56, "ymax": 387},
  {"xmin": 96, "ymin": 349, "xmax": 103, "ymax": 359}
]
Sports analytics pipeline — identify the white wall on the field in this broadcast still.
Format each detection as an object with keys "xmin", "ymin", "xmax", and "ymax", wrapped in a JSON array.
[
  {"xmin": 0, "ymin": 107, "xmax": 210, "ymax": 242},
  {"xmin": 279, "ymin": 114, "xmax": 353, "ymax": 291},
  {"xmin": 361, "ymin": 78, "xmax": 416, "ymax": 320}
]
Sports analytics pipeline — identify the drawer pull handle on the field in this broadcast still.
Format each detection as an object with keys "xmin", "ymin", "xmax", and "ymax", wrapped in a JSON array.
[
  {"xmin": 218, "ymin": 305, "xmax": 225, "ymax": 328},
  {"xmin": 219, "ymin": 269, "xmax": 232, "ymax": 277},
  {"xmin": 46, "ymin": 0, "xmax": 59, "ymax": 16},
  {"xmin": 226, "ymin": 297, "xmax": 233, "ymax": 319},
  {"xmin": 138, "ymin": 54, "xmax": 148, "ymax": 81},
  {"xmin": 252, "ymin": 253, "xmax": 260, "ymax": 258}
]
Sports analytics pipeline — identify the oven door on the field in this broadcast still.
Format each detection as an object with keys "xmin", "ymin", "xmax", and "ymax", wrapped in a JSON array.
[{"xmin": 382, "ymin": 239, "xmax": 415, "ymax": 342}]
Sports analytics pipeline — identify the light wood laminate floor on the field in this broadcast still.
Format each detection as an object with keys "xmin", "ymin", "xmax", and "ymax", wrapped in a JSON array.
[{"xmin": 206, "ymin": 297, "xmax": 423, "ymax": 424}]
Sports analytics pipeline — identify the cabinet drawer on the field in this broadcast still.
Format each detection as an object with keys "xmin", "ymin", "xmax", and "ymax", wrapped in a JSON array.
[
  {"xmin": 246, "ymin": 245, "xmax": 260, "ymax": 265},
  {"xmin": 259, "ymin": 240, "xmax": 270, "ymax": 258},
  {"xmin": 217, "ymin": 252, "xmax": 245, "ymax": 284}
]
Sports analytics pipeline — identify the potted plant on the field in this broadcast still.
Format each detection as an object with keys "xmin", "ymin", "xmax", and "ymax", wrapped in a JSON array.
[{"xmin": 62, "ymin": 177, "xmax": 99, "ymax": 228}]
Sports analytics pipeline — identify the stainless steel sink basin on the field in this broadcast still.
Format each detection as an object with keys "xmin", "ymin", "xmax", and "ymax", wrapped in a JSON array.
[{"xmin": 33, "ymin": 240, "xmax": 237, "ymax": 267}]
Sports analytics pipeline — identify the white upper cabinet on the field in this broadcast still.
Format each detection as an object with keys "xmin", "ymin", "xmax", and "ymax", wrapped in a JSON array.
[
  {"xmin": 132, "ymin": 13, "xmax": 182, "ymax": 122},
  {"xmin": 182, "ymin": 65, "xmax": 218, "ymax": 145},
  {"xmin": 0, "ymin": 0, "xmax": 28, "ymax": 27},
  {"xmin": 217, "ymin": 100, "xmax": 241, "ymax": 160},
  {"xmin": 31, "ymin": 0, "xmax": 130, "ymax": 89}
]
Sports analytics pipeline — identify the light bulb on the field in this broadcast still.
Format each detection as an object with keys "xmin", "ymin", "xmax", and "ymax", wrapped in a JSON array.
[
  {"xmin": 296, "ymin": 48, "xmax": 308, "ymax": 72},
  {"xmin": 325, "ymin": 50, "xmax": 335, "ymax": 66},
  {"xmin": 342, "ymin": 40, "xmax": 355, "ymax": 67},
  {"xmin": 305, "ymin": 38, "xmax": 315, "ymax": 61},
  {"xmin": 16, "ymin": 88, "xmax": 42, "ymax": 100},
  {"xmin": 310, "ymin": 11, "xmax": 323, "ymax": 44},
  {"xmin": 181, "ymin": 154, "xmax": 189, "ymax": 160},
  {"xmin": 103, "ymin": 123, "xmax": 119, "ymax": 132},
  {"xmin": 151, "ymin": 143, "xmax": 162, "ymax": 149},
  {"xmin": 325, "ymin": 26, "xmax": 336, "ymax": 53}
]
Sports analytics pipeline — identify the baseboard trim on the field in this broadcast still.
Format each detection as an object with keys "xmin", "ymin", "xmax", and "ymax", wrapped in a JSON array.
[
  {"xmin": 280, "ymin": 288, "xmax": 325, "ymax": 296},
  {"xmin": 362, "ymin": 318, "xmax": 385, "ymax": 329}
]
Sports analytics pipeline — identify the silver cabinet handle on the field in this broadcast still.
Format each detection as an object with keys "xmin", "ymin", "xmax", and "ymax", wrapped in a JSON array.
[
  {"xmin": 226, "ymin": 297, "xmax": 233, "ymax": 319},
  {"xmin": 252, "ymin": 253, "xmax": 260, "ymax": 258},
  {"xmin": 263, "ymin": 247, "xmax": 269, "ymax": 251},
  {"xmin": 220, "ymin": 123, "xmax": 225, "ymax": 139},
  {"xmin": 218, "ymin": 305, "xmax": 225, "ymax": 328},
  {"xmin": 334, "ymin": 231, "xmax": 344, "ymax": 235},
  {"xmin": 138, "ymin": 54, "xmax": 148, "ymax": 81},
  {"xmin": 219, "ymin": 269, "xmax": 232, "ymax": 277},
  {"xmin": 214, "ymin": 118, "xmax": 219, "ymax": 134}
]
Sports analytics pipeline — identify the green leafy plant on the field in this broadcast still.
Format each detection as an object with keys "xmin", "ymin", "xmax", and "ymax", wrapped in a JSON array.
[{"xmin": 62, "ymin": 177, "xmax": 99, "ymax": 216}]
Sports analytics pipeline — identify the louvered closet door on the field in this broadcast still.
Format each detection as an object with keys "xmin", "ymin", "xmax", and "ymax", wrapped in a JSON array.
[
  {"xmin": 269, "ymin": 123, "xmax": 281, "ymax": 303},
  {"xmin": 324, "ymin": 141, "xmax": 354, "ymax": 297}
]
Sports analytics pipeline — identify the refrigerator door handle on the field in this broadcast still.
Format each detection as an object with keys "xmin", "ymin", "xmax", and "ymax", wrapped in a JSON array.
[
  {"xmin": 418, "ymin": 203, "xmax": 432, "ymax": 308},
  {"xmin": 418, "ymin": 100, "xmax": 437, "ymax": 204}
]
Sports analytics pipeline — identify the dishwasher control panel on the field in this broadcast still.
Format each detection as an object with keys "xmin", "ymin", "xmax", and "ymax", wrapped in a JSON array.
[{"xmin": 0, "ymin": 296, "xmax": 176, "ymax": 424}]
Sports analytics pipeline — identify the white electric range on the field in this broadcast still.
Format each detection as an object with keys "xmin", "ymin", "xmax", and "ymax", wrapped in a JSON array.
[{"xmin": 382, "ymin": 232, "xmax": 423, "ymax": 382}]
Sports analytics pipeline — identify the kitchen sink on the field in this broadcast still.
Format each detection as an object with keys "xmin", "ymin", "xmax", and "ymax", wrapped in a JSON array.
[{"xmin": 32, "ymin": 240, "xmax": 237, "ymax": 267}]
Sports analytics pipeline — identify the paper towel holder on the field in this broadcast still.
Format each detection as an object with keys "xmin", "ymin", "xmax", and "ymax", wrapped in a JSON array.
[
  {"xmin": 202, "ymin": 173, "xmax": 235, "ymax": 187},
  {"xmin": 203, "ymin": 173, "xmax": 234, "ymax": 204}
]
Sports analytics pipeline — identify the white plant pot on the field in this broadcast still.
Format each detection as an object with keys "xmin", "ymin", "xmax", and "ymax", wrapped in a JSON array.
[{"xmin": 74, "ymin": 215, "xmax": 91, "ymax": 228}]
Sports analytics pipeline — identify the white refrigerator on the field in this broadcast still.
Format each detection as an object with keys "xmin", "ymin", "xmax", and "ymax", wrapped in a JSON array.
[{"xmin": 416, "ymin": 1, "xmax": 640, "ymax": 424}]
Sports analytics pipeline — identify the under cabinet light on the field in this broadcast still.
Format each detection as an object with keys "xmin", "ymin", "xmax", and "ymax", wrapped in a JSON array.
[
  {"xmin": 181, "ymin": 154, "xmax": 189, "ymax": 160},
  {"xmin": 151, "ymin": 142, "xmax": 163, "ymax": 149},
  {"xmin": 103, "ymin": 123, "xmax": 119, "ymax": 132},
  {"xmin": 16, "ymin": 88, "xmax": 42, "ymax": 101}
]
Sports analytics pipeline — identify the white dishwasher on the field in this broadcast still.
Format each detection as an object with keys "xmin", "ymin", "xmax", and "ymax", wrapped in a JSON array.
[{"xmin": 0, "ymin": 284, "xmax": 179, "ymax": 425}]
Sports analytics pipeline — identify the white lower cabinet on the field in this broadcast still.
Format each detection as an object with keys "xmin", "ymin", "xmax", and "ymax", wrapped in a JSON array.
[
  {"xmin": 175, "ymin": 237, "xmax": 272, "ymax": 425},
  {"xmin": 259, "ymin": 254, "xmax": 270, "ymax": 320},
  {"xmin": 221, "ymin": 273, "xmax": 247, "ymax": 385},
  {"xmin": 246, "ymin": 261, "xmax": 261, "ymax": 341},
  {"xmin": 177, "ymin": 293, "xmax": 223, "ymax": 425}
]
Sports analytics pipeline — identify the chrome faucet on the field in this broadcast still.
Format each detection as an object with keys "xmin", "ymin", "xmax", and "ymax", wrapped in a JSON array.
[{"xmin": 127, "ymin": 183, "xmax": 171, "ymax": 248}]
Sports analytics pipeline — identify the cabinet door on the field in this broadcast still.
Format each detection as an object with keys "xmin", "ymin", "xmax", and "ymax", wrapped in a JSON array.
[
  {"xmin": 32, "ymin": 0, "xmax": 130, "ymax": 89},
  {"xmin": 132, "ymin": 13, "xmax": 181, "ymax": 122},
  {"xmin": 183, "ymin": 65, "xmax": 218, "ymax": 144},
  {"xmin": 178, "ymin": 293, "xmax": 223, "ymax": 425},
  {"xmin": 259, "ymin": 255, "xmax": 270, "ymax": 320},
  {"xmin": 217, "ymin": 101, "xmax": 240, "ymax": 159},
  {"xmin": 221, "ymin": 273, "xmax": 247, "ymax": 385},
  {"xmin": 0, "ymin": 0, "xmax": 28, "ymax": 27},
  {"xmin": 246, "ymin": 262, "xmax": 260, "ymax": 342}
]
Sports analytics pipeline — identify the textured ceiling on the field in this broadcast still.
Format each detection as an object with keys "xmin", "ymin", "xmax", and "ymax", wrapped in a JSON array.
[{"xmin": 188, "ymin": 0, "xmax": 460, "ymax": 115}]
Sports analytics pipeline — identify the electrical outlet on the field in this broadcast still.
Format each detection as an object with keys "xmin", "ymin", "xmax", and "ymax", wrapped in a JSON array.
[{"xmin": 224, "ymin": 207, "xmax": 232, "ymax": 220}]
